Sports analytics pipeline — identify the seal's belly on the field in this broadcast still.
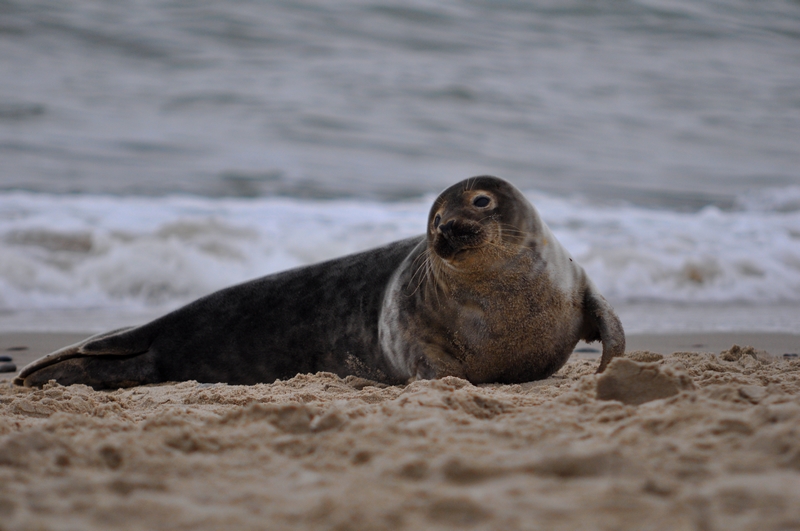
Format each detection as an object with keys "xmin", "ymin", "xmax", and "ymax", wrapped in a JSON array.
[{"xmin": 448, "ymin": 290, "xmax": 584, "ymax": 383}]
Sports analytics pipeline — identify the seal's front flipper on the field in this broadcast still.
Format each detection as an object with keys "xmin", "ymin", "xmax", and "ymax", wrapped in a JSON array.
[
  {"xmin": 581, "ymin": 288, "xmax": 625, "ymax": 374},
  {"xmin": 14, "ymin": 326, "xmax": 159, "ymax": 389}
]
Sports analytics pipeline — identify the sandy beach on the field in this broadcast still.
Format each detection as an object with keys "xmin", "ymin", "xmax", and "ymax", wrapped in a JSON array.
[{"xmin": 1, "ymin": 331, "xmax": 799, "ymax": 530}]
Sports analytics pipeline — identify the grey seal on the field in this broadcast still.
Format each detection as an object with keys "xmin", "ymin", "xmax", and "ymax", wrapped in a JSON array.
[{"xmin": 15, "ymin": 176, "xmax": 624, "ymax": 389}]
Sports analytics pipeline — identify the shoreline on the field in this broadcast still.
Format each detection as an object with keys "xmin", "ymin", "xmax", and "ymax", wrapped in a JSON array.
[{"xmin": 3, "ymin": 331, "xmax": 798, "ymax": 384}]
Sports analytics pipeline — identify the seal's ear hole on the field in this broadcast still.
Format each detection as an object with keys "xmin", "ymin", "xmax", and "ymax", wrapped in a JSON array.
[
  {"xmin": 473, "ymin": 196, "xmax": 491, "ymax": 208},
  {"xmin": 433, "ymin": 214, "xmax": 441, "ymax": 228}
]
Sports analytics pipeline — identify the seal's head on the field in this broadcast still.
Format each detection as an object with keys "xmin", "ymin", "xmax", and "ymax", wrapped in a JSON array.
[{"xmin": 428, "ymin": 176, "xmax": 540, "ymax": 267}]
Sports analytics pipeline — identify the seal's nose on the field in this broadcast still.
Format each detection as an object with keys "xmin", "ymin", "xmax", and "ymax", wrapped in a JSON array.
[{"xmin": 438, "ymin": 219, "xmax": 455, "ymax": 235}]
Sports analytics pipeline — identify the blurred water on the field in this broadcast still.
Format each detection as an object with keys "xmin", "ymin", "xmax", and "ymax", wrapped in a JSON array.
[{"xmin": 1, "ymin": 0, "xmax": 798, "ymax": 207}]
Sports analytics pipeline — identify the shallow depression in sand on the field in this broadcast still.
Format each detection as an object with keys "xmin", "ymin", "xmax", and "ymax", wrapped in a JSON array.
[{"xmin": 2, "ymin": 348, "xmax": 800, "ymax": 530}]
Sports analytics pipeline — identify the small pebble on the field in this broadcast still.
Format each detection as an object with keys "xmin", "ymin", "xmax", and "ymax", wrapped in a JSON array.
[
  {"xmin": 0, "ymin": 355, "xmax": 12, "ymax": 362},
  {"xmin": 784, "ymin": 353, "xmax": 799, "ymax": 359},
  {"xmin": 0, "ymin": 362, "xmax": 17, "ymax": 373}
]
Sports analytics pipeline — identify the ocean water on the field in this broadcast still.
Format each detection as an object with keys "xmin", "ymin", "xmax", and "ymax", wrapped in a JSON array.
[{"xmin": 1, "ymin": 0, "xmax": 799, "ymax": 333}]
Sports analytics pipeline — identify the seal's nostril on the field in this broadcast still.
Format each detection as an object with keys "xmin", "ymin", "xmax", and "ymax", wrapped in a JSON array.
[{"xmin": 439, "ymin": 220, "xmax": 455, "ymax": 233}]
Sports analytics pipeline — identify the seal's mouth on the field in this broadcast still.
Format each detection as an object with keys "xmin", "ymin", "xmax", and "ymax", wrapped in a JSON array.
[{"xmin": 432, "ymin": 219, "xmax": 486, "ymax": 261}]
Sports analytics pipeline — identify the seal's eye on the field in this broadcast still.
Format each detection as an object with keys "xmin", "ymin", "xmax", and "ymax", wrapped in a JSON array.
[
  {"xmin": 433, "ymin": 214, "xmax": 441, "ymax": 228},
  {"xmin": 473, "ymin": 196, "xmax": 491, "ymax": 208}
]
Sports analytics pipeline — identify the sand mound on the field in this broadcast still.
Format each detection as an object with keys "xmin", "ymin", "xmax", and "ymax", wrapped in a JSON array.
[
  {"xmin": 596, "ymin": 357, "xmax": 696, "ymax": 405},
  {"xmin": 2, "ymin": 347, "xmax": 800, "ymax": 530}
]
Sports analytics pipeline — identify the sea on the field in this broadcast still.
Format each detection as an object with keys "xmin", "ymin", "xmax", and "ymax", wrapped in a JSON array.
[{"xmin": 1, "ymin": 0, "xmax": 799, "ymax": 334}]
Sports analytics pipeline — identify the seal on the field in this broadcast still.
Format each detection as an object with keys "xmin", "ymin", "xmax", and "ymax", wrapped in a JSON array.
[{"xmin": 15, "ymin": 176, "xmax": 624, "ymax": 389}]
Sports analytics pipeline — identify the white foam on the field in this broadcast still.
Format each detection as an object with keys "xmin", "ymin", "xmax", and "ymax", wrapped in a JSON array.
[
  {"xmin": 1, "ymin": 190, "xmax": 799, "ymax": 331},
  {"xmin": 0, "ymin": 192, "xmax": 428, "ymax": 313},
  {"xmin": 533, "ymin": 190, "xmax": 800, "ymax": 305}
]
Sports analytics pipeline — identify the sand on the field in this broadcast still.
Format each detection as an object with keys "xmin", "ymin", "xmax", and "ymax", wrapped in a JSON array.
[{"xmin": 2, "ymin": 333, "xmax": 800, "ymax": 530}]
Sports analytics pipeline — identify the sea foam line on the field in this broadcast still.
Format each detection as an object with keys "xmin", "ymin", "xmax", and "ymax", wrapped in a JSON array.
[{"xmin": 1, "ymin": 189, "xmax": 799, "ymax": 311}]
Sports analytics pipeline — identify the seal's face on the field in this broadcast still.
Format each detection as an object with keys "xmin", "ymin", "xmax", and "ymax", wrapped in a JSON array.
[{"xmin": 428, "ymin": 176, "xmax": 537, "ymax": 266}]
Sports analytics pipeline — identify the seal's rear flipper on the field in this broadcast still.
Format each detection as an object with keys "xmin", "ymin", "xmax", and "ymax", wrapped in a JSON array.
[
  {"xmin": 19, "ymin": 351, "xmax": 159, "ymax": 389},
  {"xmin": 14, "ymin": 326, "xmax": 159, "ymax": 389},
  {"xmin": 582, "ymin": 288, "xmax": 625, "ymax": 374}
]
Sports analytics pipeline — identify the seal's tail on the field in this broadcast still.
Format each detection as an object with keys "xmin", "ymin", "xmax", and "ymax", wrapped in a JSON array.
[{"xmin": 14, "ymin": 326, "xmax": 159, "ymax": 389}]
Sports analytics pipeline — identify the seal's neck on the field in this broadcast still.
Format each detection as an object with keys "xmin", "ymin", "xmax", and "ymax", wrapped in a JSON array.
[{"xmin": 424, "ymin": 246, "xmax": 539, "ymax": 300}]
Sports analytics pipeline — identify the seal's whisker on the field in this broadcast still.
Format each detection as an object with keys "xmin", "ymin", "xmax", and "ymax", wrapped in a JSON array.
[
  {"xmin": 499, "ymin": 222, "xmax": 527, "ymax": 234},
  {"xmin": 412, "ymin": 255, "xmax": 435, "ymax": 298},
  {"xmin": 407, "ymin": 250, "xmax": 428, "ymax": 283},
  {"xmin": 428, "ymin": 257, "xmax": 443, "ymax": 308},
  {"xmin": 498, "ymin": 223, "xmax": 529, "ymax": 241},
  {"xmin": 432, "ymin": 254, "xmax": 456, "ymax": 308},
  {"xmin": 465, "ymin": 176, "xmax": 475, "ymax": 192},
  {"xmin": 498, "ymin": 226, "xmax": 526, "ymax": 234},
  {"xmin": 407, "ymin": 250, "xmax": 431, "ymax": 297}
]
